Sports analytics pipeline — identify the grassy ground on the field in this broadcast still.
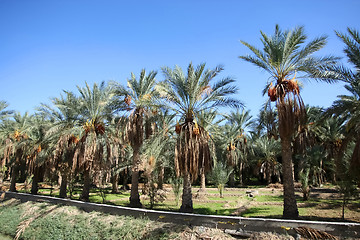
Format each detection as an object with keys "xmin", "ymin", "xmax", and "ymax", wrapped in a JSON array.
[{"xmin": 6, "ymin": 182, "xmax": 360, "ymax": 223}]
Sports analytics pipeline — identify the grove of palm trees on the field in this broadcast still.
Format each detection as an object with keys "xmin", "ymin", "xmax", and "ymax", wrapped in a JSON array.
[{"xmin": 1, "ymin": 26, "xmax": 359, "ymax": 224}]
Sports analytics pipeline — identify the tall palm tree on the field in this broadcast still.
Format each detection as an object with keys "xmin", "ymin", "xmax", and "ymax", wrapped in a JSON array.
[
  {"xmin": 158, "ymin": 62, "xmax": 241, "ymax": 212},
  {"xmin": 196, "ymin": 109, "xmax": 219, "ymax": 191},
  {"xmin": 75, "ymin": 82, "xmax": 118, "ymax": 201},
  {"xmin": 113, "ymin": 69, "xmax": 158, "ymax": 208},
  {"xmin": 223, "ymin": 109, "xmax": 253, "ymax": 185},
  {"xmin": 1, "ymin": 112, "xmax": 32, "ymax": 192},
  {"xmin": 239, "ymin": 25, "xmax": 338, "ymax": 218},
  {"xmin": 0, "ymin": 100, "xmax": 13, "ymax": 183},
  {"xmin": 327, "ymin": 82, "xmax": 360, "ymax": 181},
  {"xmin": 250, "ymin": 136, "xmax": 281, "ymax": 184},
  {"xmin": 26, "ymin": 115, "xmax": 51, "ymax": 195},
  {"xmin": 107, "ymin": 116, "xmax": 128, "ymax": 194},
  {"xmin": 318, "ymin": 116, "xmax": 346, "ymax": 181},
  {"xmin": 326, "ymin": 28, "xmax": 360, "ymax": 185},
  {"xmin": 150, "ymin": 109, "xmax": 176, "ymax": 190},
  {"xmin": 214, "ymin": 124, "xmax": 241, "ymax": 186},
  {"xmin": 38, "ymin": 92, "xmax": 81, "ymax": 198},
  {"xmin": 293, "ymin": 105, "xmax": 324, "ymax": 179},
  {"xmin": 253, "ymin": 104, "xmax": 278, "ymax": 140}
]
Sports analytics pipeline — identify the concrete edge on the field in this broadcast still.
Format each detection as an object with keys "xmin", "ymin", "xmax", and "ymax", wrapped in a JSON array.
[{"xmin": 2, "ymin": 191, "xmax": 359, "ymax": 238}]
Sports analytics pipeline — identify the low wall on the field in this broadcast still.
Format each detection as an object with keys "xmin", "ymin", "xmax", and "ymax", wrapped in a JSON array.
[{"xmin": 2, "ymin": 191, "xmax": 359, "ymax": 239}]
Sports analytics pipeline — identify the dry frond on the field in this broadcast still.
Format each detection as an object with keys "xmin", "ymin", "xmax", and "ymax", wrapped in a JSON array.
[
  {"xmin": 277, "ymin": 92, "xmax": 306, "ymax": 139},
  {"xmin": 174, "ymin": 121, "xmax": 212, "ymax": 182},
  {"xmin": 294, "ymin": 226, "xmax": 338, "ymax": 240},
  {"xmin": 126, "ymin": 108, "xmax": 144, "ymax": 149}
]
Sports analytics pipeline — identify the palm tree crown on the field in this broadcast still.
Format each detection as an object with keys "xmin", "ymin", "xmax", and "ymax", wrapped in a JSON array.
[
  {"xmin": 159, "ymin": 63, "xmax": 241, "ymax": 121},
  {"xmin": 331, "ymin": 28, "xmax": 360, "ymax": 83},
  {"xmin": 240, "ymin": 25, "xmax": 338, "ymax": 89}
]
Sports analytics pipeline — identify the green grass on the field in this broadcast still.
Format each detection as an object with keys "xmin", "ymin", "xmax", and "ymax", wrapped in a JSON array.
[
  {"xmin": 194, "ymin": 202, "xmax": 237, "ymax": 215},
  {"xmin": 207, "ymin": 195, "xmax": 240, "ymax": 201},
  {"xmin": 254, "ymin": 195, "xmax": 283, "ymax": 202},
  {"xmin": 241, "ymin": 205, "xmax": 308, "ymax": 218},
  {"xmin": 241, "ymin": 205, "xmax": 283, "ymax": 217},
  {"xmin": 205, "ymin": 189, "xmax": 245, "ymax": 195},
  {"xmin": 0, "ymin": 200, "xmax": 23, "ymax": 236}
]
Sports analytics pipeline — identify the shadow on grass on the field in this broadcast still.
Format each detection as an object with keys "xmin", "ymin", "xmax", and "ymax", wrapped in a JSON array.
[
  {"xmin": 240, "ymin": 207, "xmax": 281, "ymax": 218},
  {"xmin": 254, "ymin": 195, "xmax": 283, "ymax": 202},
  {"xmin": 193, "ymin": 207, "xmax": 237, "ymax": 215},
  {"xmin": 348, "ymin": 203, "xmax": 360, "ymax": 212}
]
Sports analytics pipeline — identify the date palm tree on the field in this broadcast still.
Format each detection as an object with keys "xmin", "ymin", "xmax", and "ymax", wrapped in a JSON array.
[
  {"xmin": 239, "ymin": 25, "xmax": 338, "ymax": 218},
  {"xmin": 1, "ymin": 112, "xmax": 32, "ymax": 192},
  {"xmin": 75, "ymin": 82, "xmax": 119, "ymax": 201},
  {"xmin": 158, "ymin": 62, "xmax": 241, "ymax": 212},
  {"xmin": 26, "ymin": 115, "xmax": 51, "ymax": 195},
  {"xmin": 254, "ymin": 104, "xmax": 278, "ymax": 140},
  {"xmin": 326, "ymin": 28, "xmax": 360, "ymax": 184},
  {"xmin": 223, "ymin": 109, "xmax": 253, "ymax": 185},
  {"xmin": 196, "ymin": 109, "xmax": 219, "ymax": 191},
  {"xmin": 250, "ymin": 136, "xmax": 281, "ymax": 184},
  {"xmin": 214, "ymin": 124, "xmax": 241, "ymax": 186},
  {"xmin": 0, "ymin": 100, "xmax": 13, "ymax": 182},
  {"xmin": 113, "ymin": 69, "xmax": 158, "ymax": 207},
  {"xmin": 38, "ymin": 92, "xmax": 81, "ymax": 198}
]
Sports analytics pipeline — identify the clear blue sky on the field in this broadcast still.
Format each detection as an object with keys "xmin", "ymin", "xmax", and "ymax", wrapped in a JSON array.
[{"xmin": 1, "ymin": 0, "xmax": 359, "ymax": 117}]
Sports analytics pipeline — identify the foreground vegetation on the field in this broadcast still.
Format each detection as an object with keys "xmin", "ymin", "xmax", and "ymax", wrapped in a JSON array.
[
  {"xmin": 0, "ymin": 199, "xmax": 187, "ymax": 240},
  {"xmin": 1, "ymin": 198, "xmax": 301, "ymax": 240}
]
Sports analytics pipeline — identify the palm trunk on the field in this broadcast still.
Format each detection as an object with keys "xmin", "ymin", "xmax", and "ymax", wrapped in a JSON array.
[
  {"xmin": 10, "ymin": 164, "xmax": 19, "ymax": 192},
  {"xmin": 111, "ymin": 174, "xmax": 119, "ymax": 193},
  {"xmin": 238, "ymin": 161, "xmax": 243, "ymax": 186},
  {"xmin": 349, "ymin": 138, "xmax": 360, "ymax": 184},
  {"xmin": 93, "ymin": 171, "xmax": 100, "ymax": 188},
  {"xmin": 180, "ymin": 173, "xmax": 193, "ymax": 213},
  {"xmin": 31, "ymin": 166, "xmax": 40, "ymax": 194},
  {"xmin": 228, "ymin": 171, "xmax": 235, "ymax": 187},
  {"xmin": 281, "ymin": 138, "xmax": 299, "ymax": 219},
  {"xmin": 158, "ymin": 166, "xmax": 164, "ymax": 190},
  {"xmin": 130, "ymin": 146, "xmax": 142, "ymax": 208},
  {"xmin": 59, "ymin": 172, "xmax": 68, "ymax": 198},
  {"xmin": 265, "ymin": 162, "xmax": 272, "ymax": 185},
  {"xmin": 80, "ymin": 167, "xmax": 91, "ymax": 201},
  {"xmin": 121, "ymin": 169, "xmax": 129, "ymax": 190},
  {"xmin": 199, "ymin": 168, "xmax": 206, "ymax": 191},
  {"xmin": 334, "ymin": 140, "xmax": 349, "ymax": 181}
]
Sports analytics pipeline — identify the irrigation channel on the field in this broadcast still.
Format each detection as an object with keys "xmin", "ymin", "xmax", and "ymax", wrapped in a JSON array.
[{"xmin": 2, "ymin": 191, "xmax": 359, "ymax": 239}]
